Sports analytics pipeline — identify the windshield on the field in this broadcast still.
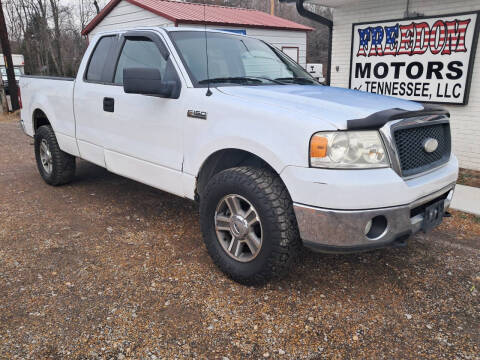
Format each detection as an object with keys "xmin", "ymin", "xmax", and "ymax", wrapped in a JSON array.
[{"xmin": 169, "ymin": 31, "xmax": 318, "ymax": 87}]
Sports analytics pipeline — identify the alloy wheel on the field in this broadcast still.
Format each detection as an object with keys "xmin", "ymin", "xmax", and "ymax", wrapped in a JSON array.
[{"xmin": 214, "ymin": 194, "xmax": 263, "ymax": 262}]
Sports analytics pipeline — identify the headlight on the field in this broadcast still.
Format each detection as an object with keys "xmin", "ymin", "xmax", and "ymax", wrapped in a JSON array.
[{"xmin": 310, "ymin": 131, "xmax": 389, "ymax": 169}]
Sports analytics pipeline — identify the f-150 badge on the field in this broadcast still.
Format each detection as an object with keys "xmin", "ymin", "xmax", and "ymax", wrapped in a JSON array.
[{"xmin": 187, "ymin": 110, "xmax": 207, "ymax": 120}]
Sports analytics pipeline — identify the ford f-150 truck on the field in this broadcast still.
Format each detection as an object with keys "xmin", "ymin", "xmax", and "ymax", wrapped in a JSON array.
[{"xmin": 19, "ymin": 27, "xmax": 458, "ymax": 284}]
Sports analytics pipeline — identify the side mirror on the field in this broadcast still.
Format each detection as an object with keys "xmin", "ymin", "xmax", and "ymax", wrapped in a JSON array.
[{"xmin": 123, "ymin": 67, "xmax": 175, "ymax": 98}]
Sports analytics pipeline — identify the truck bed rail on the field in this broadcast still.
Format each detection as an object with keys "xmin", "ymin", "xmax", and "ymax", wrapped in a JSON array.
[{"xmin": 20, "ymin": 75, "xmax": 75, "ymax": 81}]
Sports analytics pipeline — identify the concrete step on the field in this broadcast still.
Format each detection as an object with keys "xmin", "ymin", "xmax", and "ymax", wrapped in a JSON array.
[{"xmin": 451, "ymin": 184, "xmax": 480, "ymax": 216}]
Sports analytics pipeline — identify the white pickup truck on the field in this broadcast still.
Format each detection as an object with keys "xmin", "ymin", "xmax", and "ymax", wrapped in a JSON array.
[{"xmin": 20, "ymin": 27, "xmax": 458, "ymax": 284}]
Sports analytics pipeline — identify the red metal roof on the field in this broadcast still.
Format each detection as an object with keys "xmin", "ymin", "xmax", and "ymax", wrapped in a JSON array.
[{"xmin": 82, "ymin": 0, "xmax": 313, "ymax": 35}]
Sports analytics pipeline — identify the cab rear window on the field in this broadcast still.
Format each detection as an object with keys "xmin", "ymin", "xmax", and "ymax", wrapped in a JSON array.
[{"xmin": 85, "ymin": 36, "xmax": 116, "ymax": 82}]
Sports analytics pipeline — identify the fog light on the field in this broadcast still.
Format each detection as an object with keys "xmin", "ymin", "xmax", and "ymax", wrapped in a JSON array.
[
  {"xmin": 444, "ymin": 189, "xmax": 454, "ymax": 211},
  {"xmin": 365, "ymin": 215, "xmax": 388, "ymax": 240},
  {"xmin": 364, "ymin": 219, "xmax": 372, "ymax": 235}
]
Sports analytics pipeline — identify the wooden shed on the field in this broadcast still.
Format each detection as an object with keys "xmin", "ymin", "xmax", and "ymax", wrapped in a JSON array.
[{"xmin": 82, "ymin": 0, "xmax": 313, "ymax": 67}]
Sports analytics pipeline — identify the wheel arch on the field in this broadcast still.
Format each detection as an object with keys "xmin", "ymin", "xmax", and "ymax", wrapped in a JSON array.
[
  {"xmin": 32, "ymin": 108, "xmax": 51, "ymax": 134},
  {"xmin": 195, "ymin": 148, "xmax": 289, "ymax": 201},
  {"xmin": 27, "ymin": 89, "xmax": 56, "ymax": 134}
]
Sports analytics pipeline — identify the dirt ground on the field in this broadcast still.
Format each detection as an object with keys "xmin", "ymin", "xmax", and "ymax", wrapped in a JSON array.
[
  {"xmin": 458, "ymin": 168, "xmax": 480, "ymax": 188},
  {"xmin": 0, "ymin": 118, "xmax": 479, "ymax": 359}
]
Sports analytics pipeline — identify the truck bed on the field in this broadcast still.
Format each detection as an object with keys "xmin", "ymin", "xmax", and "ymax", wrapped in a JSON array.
[
  {"xmin": 20, "ymin": 75, "xmax": 79, "ymax": 156},
  {"xmin": 20, "ymin": 75, "xmax": 76, "ymax": 135}
]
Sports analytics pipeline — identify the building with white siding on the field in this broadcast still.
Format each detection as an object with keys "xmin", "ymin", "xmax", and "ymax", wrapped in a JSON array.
[
  {"xmin": 306, "ymin": 0, "xmax": 480, "ymax": 171},
  {"xmin": 82, "ymin": 0, "xmax": 313, "ymax": 67}
]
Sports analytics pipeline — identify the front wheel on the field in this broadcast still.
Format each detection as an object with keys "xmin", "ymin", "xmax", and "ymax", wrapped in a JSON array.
[
  {"xmin": 34, "ymin": 125, "xmax": 76, "ymax": 186},
  {"xmin": 199, "ymin": 166, "xmax": 300, "ymax": 284}
]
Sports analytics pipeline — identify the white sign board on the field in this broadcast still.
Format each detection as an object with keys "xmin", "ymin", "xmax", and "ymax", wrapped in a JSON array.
[
  {"xmin": 306, "ymin": 63, "xmax": 323, "ymax": 77},
  {"xmin": 349, "ymin": 12, "xmax": 479, "ymax": 104},
  {"xmin": 306, "ymin": 63, "xmax": 325, "ymax": 83},
  {"xmin": 0, "ymin": 54, "xmax": 24, "ymax": 67}
]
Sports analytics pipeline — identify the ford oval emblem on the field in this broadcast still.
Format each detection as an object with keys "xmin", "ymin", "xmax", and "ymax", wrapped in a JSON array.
[{"xmin": 423, "ymin": 138, "xmax": 439, "ymax": 153}]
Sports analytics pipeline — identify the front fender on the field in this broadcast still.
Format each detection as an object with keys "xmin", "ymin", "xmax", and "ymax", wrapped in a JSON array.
[
  {"xmin": 192, "ymin": 137, "xmax": 287, "ymax": 177},
  {"xmin": 183, "ymin": 90, "xmax": 323, "ymax": 177}
]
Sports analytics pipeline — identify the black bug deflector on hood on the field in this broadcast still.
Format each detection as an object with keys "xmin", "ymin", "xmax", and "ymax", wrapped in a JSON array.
[{"xmin": 347, "ymin": 104, "xmax": 450, "ymax": 130}]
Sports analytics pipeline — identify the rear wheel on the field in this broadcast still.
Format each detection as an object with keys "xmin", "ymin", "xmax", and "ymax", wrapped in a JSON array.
[
  {"xmin": 34, "ymin": 125, "xmax": 76, "ymax": 186},
  {"xmin": 199, "ymin": 166, "xmax": 300, "ymax": 284}
]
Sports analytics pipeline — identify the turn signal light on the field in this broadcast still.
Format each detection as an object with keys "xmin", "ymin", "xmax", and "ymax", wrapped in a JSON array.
[{"xmin": 310, "ymin": 135, "xmax": 328, "ymax": 158}]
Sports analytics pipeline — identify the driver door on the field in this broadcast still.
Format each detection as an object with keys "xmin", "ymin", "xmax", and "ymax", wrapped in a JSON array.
[{"xmin": 103, "ymin": 31, "xmax": 185, "ymax": 196}]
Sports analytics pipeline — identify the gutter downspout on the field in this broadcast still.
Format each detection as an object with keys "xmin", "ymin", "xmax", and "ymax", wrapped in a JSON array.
[{"xmin": 295, "ymin": 0, "xmax": 333, "ymax": 86}]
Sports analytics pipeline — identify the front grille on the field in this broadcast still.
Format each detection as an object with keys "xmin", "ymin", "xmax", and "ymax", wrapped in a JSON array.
[{"xmin": 393, "ymin": 122, "xmax": 451, "ymax": 177}]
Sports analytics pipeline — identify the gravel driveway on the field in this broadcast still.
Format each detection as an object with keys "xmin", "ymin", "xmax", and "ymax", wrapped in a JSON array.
[{"xmin": 0, "ymin": 119, "xmax": 479, "ymax": 359}]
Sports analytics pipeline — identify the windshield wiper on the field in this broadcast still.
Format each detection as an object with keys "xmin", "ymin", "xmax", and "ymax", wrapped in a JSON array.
[
  {"xmin": 198, "ymin": 76, "xmax": 284, "ymax": 85},
  {"xmin": 274, "ymin": 77, "xmax": 317, "ymax": 85}
]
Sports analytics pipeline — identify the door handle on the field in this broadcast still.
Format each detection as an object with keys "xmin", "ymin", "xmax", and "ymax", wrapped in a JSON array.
[{"xmin": 103, "ymin": 97, "xmax": 114, "ymax": 112}]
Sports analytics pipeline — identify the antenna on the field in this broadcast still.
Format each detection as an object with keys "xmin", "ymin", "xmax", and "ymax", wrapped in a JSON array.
[{"xmin": 203, "ymin": 0, "xmax": 212, "ymax": 96}]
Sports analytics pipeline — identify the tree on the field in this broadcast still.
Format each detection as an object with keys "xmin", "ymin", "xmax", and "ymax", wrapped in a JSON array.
[
  {"xmin": 4, "ymin": 0, "xmax": 106, "ymax": 77},
  {"xmin": 0, "ymin": 0, "xmax": 19, "ymax": 110},
  {"xmin": 49, "ymin": 0, "xmax": 63, "ymax": 75}
]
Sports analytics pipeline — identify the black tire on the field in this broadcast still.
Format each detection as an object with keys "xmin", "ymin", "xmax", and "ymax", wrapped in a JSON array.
[
  {"xmin": 34, "ymin": 125, "xmax": 76, "ymax": 186},
  {"xmin": 199, "ymin": 166, "xmax": 301, "ymax": 284}
]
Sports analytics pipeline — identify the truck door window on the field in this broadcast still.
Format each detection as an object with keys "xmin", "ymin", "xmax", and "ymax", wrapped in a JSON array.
[
  {"xmin": 85, "ymin": 36, "xmax": 117, "ymax": 82},
  {"xmin": 114, "ymin": 38, "xmax": 167, "ymax": 85}
]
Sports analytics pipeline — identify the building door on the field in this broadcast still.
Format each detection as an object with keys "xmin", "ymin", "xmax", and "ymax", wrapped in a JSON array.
[{"xmin": 281, "ymin": 46, "xmax": 299, "ymax": 63}]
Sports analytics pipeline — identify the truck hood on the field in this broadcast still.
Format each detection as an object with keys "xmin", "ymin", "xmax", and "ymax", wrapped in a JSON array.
[{"xmin": 217, "ymin": 85, "xmax": 423, "ymax": 129}]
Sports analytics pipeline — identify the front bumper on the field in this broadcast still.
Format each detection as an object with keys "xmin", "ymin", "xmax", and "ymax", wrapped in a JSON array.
[{"xmin": 294, "ymin": 183, "xmax": 454, "ymax": 252}]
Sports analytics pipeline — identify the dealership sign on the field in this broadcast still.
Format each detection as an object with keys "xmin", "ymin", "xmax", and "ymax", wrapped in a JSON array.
[{"xmin": 349, "ymin": 12, "xmax": 479, "ymax": 104}]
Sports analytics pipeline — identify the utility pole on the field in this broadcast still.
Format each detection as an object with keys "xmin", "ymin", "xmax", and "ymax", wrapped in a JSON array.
[
  {"xmin": 270, "ymin": 0, "xmax": 275, "ymax": 15},
  {"xmin": 0, "ymin": 0, "xmax": 19, "ymax": 111}
]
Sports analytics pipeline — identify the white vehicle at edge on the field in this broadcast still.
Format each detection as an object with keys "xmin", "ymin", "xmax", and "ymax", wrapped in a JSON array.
[{"xmin": 19, "ymin": 27, "xmax": 458, "ymax": 284}]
